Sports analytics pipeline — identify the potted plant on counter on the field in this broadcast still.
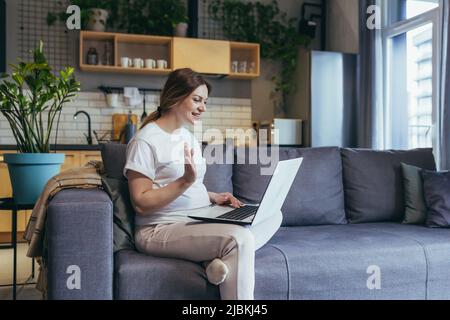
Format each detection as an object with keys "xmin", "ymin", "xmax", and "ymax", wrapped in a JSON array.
[{"xmin": 0, "ymin": 41, "xmax": 80, "ymax": 204}]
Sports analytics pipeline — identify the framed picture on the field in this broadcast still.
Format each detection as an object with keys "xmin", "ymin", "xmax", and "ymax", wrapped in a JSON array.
[{"xmin": 0, "ymin": 0, "xmax": 5, "ymax": 73}]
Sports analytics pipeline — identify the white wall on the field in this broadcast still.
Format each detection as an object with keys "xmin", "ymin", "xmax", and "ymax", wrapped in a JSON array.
[{"xmin": 0, "ymin": 92, "xmax": 252, "ymax": 145}]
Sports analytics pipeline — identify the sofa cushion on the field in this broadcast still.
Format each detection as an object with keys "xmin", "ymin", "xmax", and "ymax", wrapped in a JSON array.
[
  {"xmin": 116, "ymin": 223, "xmax": 450, "ymax": 300},
  {"xmin": 268, "ymin": 223, "xmax": 431, "ymax": 299},
  {"xmin": 421, "ymin": 170, "xmax": 450, "ymax": 228},
  {"xmin": 114, "ymin": 244, "xmax": 288, "ymax": 300},
  {"xmin": 202, "ymin": 142, "xmax": 234, "ymax": 194},
  {"xmin": 341, "ymin": 148, "xmax": 436, "ymax": 223},
  {"xmin": 114, "ymin": 250, "xmax": 220, "ymax": 300},
  {"xmin": 101, "ymin": 175, "xmax": 135, "ymax": 252},
  {"xmin": 101, "ymin": 143, "xmax": 128, "ymax": 180},
  {"xmin": 402, "ymin": 163, "xmax": 428, "ymax": 225},
  {"xmin": 357, "ymin": 223, "xmax": 450, "ymax": 299},
  {"xmin": 232, "ymin": 147, "xmax": 347, "ymax": 226}
]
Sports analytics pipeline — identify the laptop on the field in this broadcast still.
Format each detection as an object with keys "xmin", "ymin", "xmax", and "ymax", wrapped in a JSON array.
[{"xmin": 188, "ymin": 157, "xmax": 303, "ymax": 226}]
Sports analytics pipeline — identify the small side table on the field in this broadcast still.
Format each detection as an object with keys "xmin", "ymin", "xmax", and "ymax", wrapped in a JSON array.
[{"xmin": 0, "ymin": 198, "xmax": 35, "ymax": 300}]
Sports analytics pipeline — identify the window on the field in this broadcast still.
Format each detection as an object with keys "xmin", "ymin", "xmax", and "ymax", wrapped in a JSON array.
[
  {"xmin": 383, "ymin": 0, "xmax": 441, "ymax": 150},
  {"xmin": 388, "ymin": 0, "xmax": 440, "ymax": 24}
]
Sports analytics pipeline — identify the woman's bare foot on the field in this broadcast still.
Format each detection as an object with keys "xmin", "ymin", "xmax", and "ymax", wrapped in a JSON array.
[{"xmin": 204, "ymin": 258, "xmax": 229, "ymax": 285}]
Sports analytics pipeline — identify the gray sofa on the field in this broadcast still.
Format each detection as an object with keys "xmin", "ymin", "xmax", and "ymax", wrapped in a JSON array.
[{"xmin": 45, "ymin": 144, "xmax": 450, "ymax": 300}]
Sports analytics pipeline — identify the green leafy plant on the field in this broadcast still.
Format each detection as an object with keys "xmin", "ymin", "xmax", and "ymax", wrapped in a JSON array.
[
  {"xmin": 117, "ymin": 0, "xmax": 188, "ymax": 35},
  {"xmin": 209, "ymin": 0, "xmax": 312, "ymax": 96},
  {"xmin": 0, "ymin": 41, "xmax": 80, "ymax": 153},
  {"xmin": 46, "ymin": 0, "xmax": 119, "ymax": 30},
  {"xmin": 47, "ymin": 0, "xmax": 188, "ymax": 35},
  {"xmin": 168, "ymin": 0, "xmax": 189, "ymax": 28}
]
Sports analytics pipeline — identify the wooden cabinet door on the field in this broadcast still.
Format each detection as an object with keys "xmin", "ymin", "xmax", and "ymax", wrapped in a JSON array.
[
  {"xmin": 79, "ymin": 151, "xmax": 102, "ymax": 167},
  {"xmin": 173, "ymin": 38, "xmax": 230, "ymax": 75},
  {"xmin": 0, "ymin": 151, "xmax": 14, "ymax": 233},
  {"xmin": 0, "ymin": 150, "xmax": 101, "ymax": 236},
  {"xmin": 59, "ymin": 151, "xmax": 80, "ymax": 171},
  {"xmin": 0, "ymin": 151, "xmax": 29, "ymax": 233}
]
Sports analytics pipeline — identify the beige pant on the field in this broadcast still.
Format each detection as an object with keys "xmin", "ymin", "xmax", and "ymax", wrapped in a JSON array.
[{"xmin": 135, "ymin": 210, "xmax": 282, "ymax": 300}]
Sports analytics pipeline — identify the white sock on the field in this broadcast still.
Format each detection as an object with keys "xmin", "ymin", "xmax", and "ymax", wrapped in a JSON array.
[{"xmin": 204, "ymin": 258, "xmax": 229, "ymax": 285}]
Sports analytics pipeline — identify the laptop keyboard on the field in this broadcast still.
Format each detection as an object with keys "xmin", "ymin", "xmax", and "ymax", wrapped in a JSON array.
[{"xmin": 216, "ymin": 205, "xmax": 258, "ymax": 221}]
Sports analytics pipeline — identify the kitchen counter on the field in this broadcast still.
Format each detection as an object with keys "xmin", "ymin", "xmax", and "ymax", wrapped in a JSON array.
[
  {"xmin": 0, "ymin": 144, "xmax": 107, "ymax": 151},
  {"xmin": 1, "ymin": 143, "xmax": 300, "ymax": 151}
]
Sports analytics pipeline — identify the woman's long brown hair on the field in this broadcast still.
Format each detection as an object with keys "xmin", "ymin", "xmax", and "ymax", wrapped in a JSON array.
[{"xmin": 140, "ymin": 68, "xmax": 212, "ymax": 129}]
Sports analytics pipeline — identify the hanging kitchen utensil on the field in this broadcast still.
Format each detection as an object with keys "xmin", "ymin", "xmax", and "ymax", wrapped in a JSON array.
[
  {"xmin": 141, "ymin": 91, "xmax": 147, "ymax": 122},
  {"xmin": 113, "ymin": 113, "xmax": 138, "ymax": 143},
  {"xmin": 125, "ymin": 111, "xmax": 137, "ymax": 144}
]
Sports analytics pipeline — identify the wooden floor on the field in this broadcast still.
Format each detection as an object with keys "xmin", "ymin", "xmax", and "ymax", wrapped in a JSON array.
[{"xmin": 0, "ymin": 243, "xmax": 42, "ymax": 300}]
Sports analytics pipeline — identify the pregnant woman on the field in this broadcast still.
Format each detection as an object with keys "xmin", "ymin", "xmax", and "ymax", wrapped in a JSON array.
[{"xmin": 124, "ymin": 68, "xmax": 282, "ymax": 300}]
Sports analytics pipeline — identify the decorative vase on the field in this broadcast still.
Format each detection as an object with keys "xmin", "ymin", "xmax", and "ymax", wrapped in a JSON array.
[
  {"xmin": 174, "ymin": 22, "xmax": 188, "ymax": 37},
  {"xmin": 86, "ymin": 8, "xmax": 109, "ymax": 32},
  {"xmin": 4, "ymin": 153, "xmax": 65, "ymax": 205}
]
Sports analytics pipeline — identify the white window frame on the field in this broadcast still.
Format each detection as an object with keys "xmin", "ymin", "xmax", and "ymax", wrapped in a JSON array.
[{"xmin": 381, "ymin": 0, "xmax": 442, "ymax": 161}]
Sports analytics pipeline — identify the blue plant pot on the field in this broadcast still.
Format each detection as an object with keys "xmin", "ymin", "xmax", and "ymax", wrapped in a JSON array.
[{"xmin": 3, "ymin": 153, "xmax": 65, "ymax": 205}]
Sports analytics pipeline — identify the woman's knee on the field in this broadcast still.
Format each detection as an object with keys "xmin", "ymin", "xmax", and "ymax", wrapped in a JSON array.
[{"xmin": 224, "ymin": 225, "xmax": 255, "ymax": 252}]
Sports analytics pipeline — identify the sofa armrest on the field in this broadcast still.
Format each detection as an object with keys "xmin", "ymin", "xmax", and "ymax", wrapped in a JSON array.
[{"xmin": 46, "ymin": 188, "xmax": 113, "ymax": 300}]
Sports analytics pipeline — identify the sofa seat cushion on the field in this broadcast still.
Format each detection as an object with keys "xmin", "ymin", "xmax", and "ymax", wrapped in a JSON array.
[
  {"xmin": 357, "ymin": 223, "xmax": 450, "ymax": 299},
  {"xmin": 268, "ymin": 223, "xmax": 433, "ymax": 299},
  {"xmin": 114, "ymin": 250, "xmax": 219, "ymax": 300},
  {"xmin": 233, "ymin": 147, "xmax": 347, "ymax": 227},
  {"xmin": 114, "ymin": 245, "xmax": 288, "ymax": 300},
  {"xmin": 341, "ymin": 148, "xmax": 436, "ymax": 223},
  {"xmin": 115, "ymin": 223, "xmax": 450, "ymax": 300}
]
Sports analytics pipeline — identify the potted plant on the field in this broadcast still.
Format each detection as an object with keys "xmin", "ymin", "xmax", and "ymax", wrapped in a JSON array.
[
  {"xmin": 46, "ymin": 0, "xmax": 118, "ymax": 32},
  {"xmin": 85, "ymin": 7, "xmax": 109, "ymax": 32},
  {"xmin": 171, "ymin": 2, "xmax": 189, "ymax": 37},
  {"xmin": 173, "ymin": 19, "xmax": 189, "ymax": 38},
  {"xmin": 0, "ymin": 41, "xmax": 80, "ymax": 204},
  {"xmin": 115, "ymin": 0, "xmax": 188, "ymax": 36}
]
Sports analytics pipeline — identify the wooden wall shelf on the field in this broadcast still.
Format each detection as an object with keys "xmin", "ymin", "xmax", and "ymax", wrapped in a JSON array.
[
  {"xmin": 229, "ymin": 41, "xmax": 260, "ymax": 79},
  {"xmin": 79, "ymin": 31, "xmax": 260, "ymax": 79},
  {"xmin": 80, "ymin": 31, "xmax": 173, "ymax": 74},
  {"xmin": 80, "ymin": 64, "xmax": 172, "ymax": 75}
]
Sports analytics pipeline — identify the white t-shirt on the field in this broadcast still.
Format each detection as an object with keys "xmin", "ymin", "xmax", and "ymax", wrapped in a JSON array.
[{"xmin": 123, "ymin": 122, "xmax": 212, "ymax": 226}]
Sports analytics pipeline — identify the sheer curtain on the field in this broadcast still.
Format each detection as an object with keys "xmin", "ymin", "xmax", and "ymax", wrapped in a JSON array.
[
  {"xmin": 440, "ymin": 1, "xmax": 450, "ymax": 169},
  {"xmin": 358, "ymin": 0, "xmax": 385, "ymax": 149}
]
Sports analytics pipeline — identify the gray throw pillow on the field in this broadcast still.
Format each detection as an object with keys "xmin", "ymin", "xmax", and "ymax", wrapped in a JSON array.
[
  {"xmin": 101, "ymin": 175, "xmax": 135, "ymax": 252},
  {"xmin": 421, "ymin": 170, "xmax": 450, "ymax": 228},
  {"xmin": 401, "ymin": 163, "xmax": 428, "ymax": 225},
  {"xmin": 341, "ymin": 148, "xmax": 436, "ymax": 223},
  {"xmin": 101, "ymin": 143, "xmax": 127, "ymax": 179},
  {"xmin": 233, "ymin": 147, "xmax": 347, "ymax": 226},
  {"xmin": 202, "ymin": 142, "xmax": 234, "ymax": 194}
]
